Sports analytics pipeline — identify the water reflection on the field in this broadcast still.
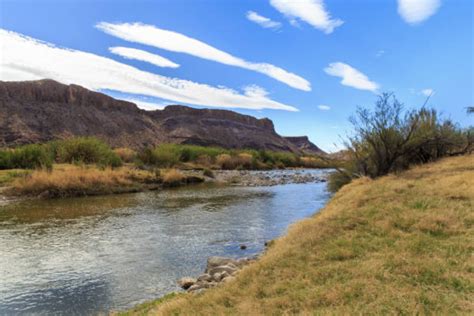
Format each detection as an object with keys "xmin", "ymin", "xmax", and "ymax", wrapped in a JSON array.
[
  {"xmin": 0, "ymin": 193, "xmax": 137, "ymax": 224},
  {"xmin": 1, "ymin": 277, "xmax": 110, "ymax": 315},
  {"xmin": 0, "ymin": 171, "xmax": 330, "ymax": 314}
]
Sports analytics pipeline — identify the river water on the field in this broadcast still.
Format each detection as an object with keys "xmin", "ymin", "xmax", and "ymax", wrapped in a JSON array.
[{"xmin": 0, "ymin": 170, "xmax": 331, "ymax": 315}]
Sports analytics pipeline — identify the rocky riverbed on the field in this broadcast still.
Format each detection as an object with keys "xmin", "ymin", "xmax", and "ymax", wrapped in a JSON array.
[{"xmin": 205, "ymin": 169, "xmax": 329, "ymax": 186}]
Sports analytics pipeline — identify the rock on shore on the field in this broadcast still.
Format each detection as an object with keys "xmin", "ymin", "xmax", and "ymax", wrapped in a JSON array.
[{"xmin": 178, "ymin": 256, "xmax": 256, "ymax": 293}]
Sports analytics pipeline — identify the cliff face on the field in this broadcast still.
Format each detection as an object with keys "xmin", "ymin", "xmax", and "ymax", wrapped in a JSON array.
[
  {"xmin": 0, "ymin": 80, "xmax": 320, "ymax": 152},
  {"xmin": 284, "ymin": 136, "xmax": 325, "ymax": 154},
  {"xmin": 0, "ymin": 80, "xmax": 165, "ymax": 148}
]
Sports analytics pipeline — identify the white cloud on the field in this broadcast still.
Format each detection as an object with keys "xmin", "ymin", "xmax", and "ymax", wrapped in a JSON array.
[
  {"xmin": 243, "ymin": 84, "xmax": 270, "ymax": 98},
  {"xmin": 324, "ymin": 62, "xmax": 379, "ymax": 92},
  {"xmin": 0, "ymin": 29, "xmax": 298, "ymax": 112},
  {"xmin": 96, "ymin": 22, "xmax": 311, "ymax": 91},
  {"xmin": 421, "ymin": 88, "xmax": 435, "ymax": 96},
  {"xmin": 246, "ymin": 11, "xmax": 282, "ymax": 30},
  {"xmin": 318, "ymin": 105, "xmax": 331, "ymax": 110},
  {"xmin": 398, "ymin": 0, "xmax": 441, "ymax": 24},
  {"xmin": 269, "ymin": 0, "xmax": 343, "ymax": 34},
  {"xmin": 119, "ymin": 98, "xmax": 168, "ymax": 111},
  {"xmin": 109, "ymin": 46, "xmax": 179, "ymax": 68},
  {"xmin": 375, "ymin": 50, "xmax": 385, "ymax": 58}
]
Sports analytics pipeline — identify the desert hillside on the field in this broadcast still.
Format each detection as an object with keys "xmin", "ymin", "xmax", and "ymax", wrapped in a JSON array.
[{"xmin": 0, "ymin": 80, "xmax": 324, "ymax": 154}]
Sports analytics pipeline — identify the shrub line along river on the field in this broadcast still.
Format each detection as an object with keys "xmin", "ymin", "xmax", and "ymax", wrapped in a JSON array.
[{"xmin": 0, "ymin": 169, "xmax": 331, "ymax": 315}]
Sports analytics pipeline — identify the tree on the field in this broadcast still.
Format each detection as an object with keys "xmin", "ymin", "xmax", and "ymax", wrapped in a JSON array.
[{"xmin": 329, "ymin": 93, "xmax": 472, "ymax": 191}]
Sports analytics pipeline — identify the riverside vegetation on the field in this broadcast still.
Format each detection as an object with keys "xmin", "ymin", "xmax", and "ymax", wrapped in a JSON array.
[
  {"xmin": 327, "ymin": 93, "xmax": 473, "ymax": 192},
  {"xmin": 0, "ymin": 137, "xmax": 333, "ymax": 198}
]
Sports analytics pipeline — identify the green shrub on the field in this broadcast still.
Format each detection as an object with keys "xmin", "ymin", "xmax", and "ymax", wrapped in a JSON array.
[
  {"xmin": 135, "ymin": 144, "xmax": 327, "ymax": 170},
  {"xmin": 327, "ymin": 171, "xmax": 352, "ymax": 193},
  {"xmin": 51, "ymin": 137, "xmax": 122, "ymax": 167},
  {"xmin": 0, "ymin": 144, "xmax": 53, "ymax": 170},
  {"xmin": 137, "ymin": 147, "xmax": 156, "ymax": 166},
  {"xmin": 99, "ymin": 151, "xmax": 123, "ymax": 169},
  {"xmin": 151, "ymin": 144, "xmax": 180, "ymax": 167},
  {"xmin": 0, "ymin": 150, "xmax": 13, "ymax": 169},
  {"xmin": 332, "ymin": 93, "xmax": 472, "ymax": 191}
]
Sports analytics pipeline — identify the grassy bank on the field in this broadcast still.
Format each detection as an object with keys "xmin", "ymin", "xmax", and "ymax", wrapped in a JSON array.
[
  {"xmin": 3, "ymin": 164, "xmax": 204, "ymax": 198},
  {"xmin": 125, "ymin": 155, "xmax": 473, "ymax": 315},
  {"xmin": 0, "ymin": 137, "xmax": 336, "ymax": 199}
]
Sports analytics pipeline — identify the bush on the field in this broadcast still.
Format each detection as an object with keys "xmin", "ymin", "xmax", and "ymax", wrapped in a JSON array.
[
  {"xmin": 52, "ymin": 137, "xmax": 122, "ymax": 167},
  {"xmin": 216, "ymin": 154, "xmax": 236, "ymax": 169},
  {"xmin": 0, "ymin": 150, "xmax": 13, "ymax": 169},
  {"xmin": 0, "ymin": 145, "xmax": 53, "ymax": 170},
  {"xmin": 99, "ymin": 151, "xmax": 123, "ymax": 169},
  {"xmin": 135, "ymin": 144, "xmax": 327, "ymax": 170},
  {"xmin": 235, "ymin": 153, "xmax": 254, "ymax": 169},
  {"xmin": 114, "ymin": 148, "xmax": 136, "ymax": 163},
  {"xmin": 151, "ymin": 145, "xmax": 180, "ymax": 167},
  {"xmin": 137, "ymin": 147, "xmax": 155, "ymax": 166},
  {"xmin": 333, "ymin": 93, "xmax": 472, "ymax": 191},
  {"xmin": 327, "ymin": 171, "xmax": 353, "ymax": 193}
]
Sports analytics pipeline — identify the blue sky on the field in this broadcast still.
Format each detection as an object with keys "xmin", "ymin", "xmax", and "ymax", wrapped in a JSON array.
[{"xmin": 1, "ymin": 0, "xmax": 472, "ymax": 152}]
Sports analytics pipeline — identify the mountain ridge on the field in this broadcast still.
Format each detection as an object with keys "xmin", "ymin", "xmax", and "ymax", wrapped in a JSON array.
[{"xmin": 0, "ymin": 79, "xmax": 324, "ymax": 154}]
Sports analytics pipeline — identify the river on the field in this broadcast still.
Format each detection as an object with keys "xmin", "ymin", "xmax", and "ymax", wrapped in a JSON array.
[{"xmin": 0, "ymin": 169, "xmax": 331, "ymax": 315}]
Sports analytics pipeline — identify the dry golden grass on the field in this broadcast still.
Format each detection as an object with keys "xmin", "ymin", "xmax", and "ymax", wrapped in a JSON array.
[
  {"xmin": 216, "ymin": 154, "xmax": 234, "ymax": 169},
  {"xmin": 125, "ymin": 155, "xmax": 474, "ymax": 315},
  {"xmin": 7, "ymin": 164, "xmax": 156, "ymax": 198},
  {"xmin": 114, "ymin": 148, "xmax": 137, "ymax": 163},
  {"xmin": 216, "ymin": 153, "xmax": 254, "ymax": 170},
  {"xmin": 162, "ymin": 169, "xmax": 185, "ymax": 186},
  {"xmin": 236, "ymin": 153, "xmax": 253, "ymax": 169}
]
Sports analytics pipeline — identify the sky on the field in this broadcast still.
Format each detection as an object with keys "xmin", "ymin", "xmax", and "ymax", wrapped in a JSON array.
[{"xmin": 0, "ymin": 0, "xmax": 472, "ymax": 152}]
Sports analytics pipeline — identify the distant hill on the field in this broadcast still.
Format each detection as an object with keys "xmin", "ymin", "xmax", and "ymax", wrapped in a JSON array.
[
  {"xmin": 0, "ymin": 80, "xmax": 323, "ymax": 153},
  {"xmin": 284, "ymin": 136, "xmax": 325, "ymax": 154}
]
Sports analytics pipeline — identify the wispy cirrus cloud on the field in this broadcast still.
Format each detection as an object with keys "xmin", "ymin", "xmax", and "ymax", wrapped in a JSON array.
[
  {"xmin": 318, "ymin": 105, "xmax": 331, "ymax": 110},
  {"xmin": 269, "ymin": 0, "xmax": 343, "ymax": 34},
  {"xmin": 421, "ymin": 88, "xmax": 435, "ymax": 96},
  {"xmin": 109, "ymin": 46, "xmax": 179, "ymax": 68},
  {"xmin": 375, "ymin": 50, "xmax": 385, "ymax": 58},
  {"xmin": 0, "ymin": 29, "xmax": 298, "ymax": 112},
  {"xmin": 324, "ymin": 62, "xmax": 379, "ymax": 92},
  {"xmin": 246, "ymin": 11, "xmax": 282, "ymax": 30},
  {"xmin": 96, "ymin": 22, "xmax": 311, "ymax": 91},
  {"xmin": 398, "ymin": 0, "xmax": 441, "ymax": 24}
]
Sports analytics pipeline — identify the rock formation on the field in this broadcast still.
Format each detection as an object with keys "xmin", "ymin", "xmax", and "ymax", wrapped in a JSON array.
[
  {"xmin": 0, "ymin": 80, "xmax": 323, "ymax": 153},
  {"xmin": 284, "ymin": 136, "xmax": 325, "ymax": 154}
]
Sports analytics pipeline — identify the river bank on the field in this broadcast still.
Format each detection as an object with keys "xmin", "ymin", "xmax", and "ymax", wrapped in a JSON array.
[
  {"xmin": 123, "ymin": 155, "xmax": 474, "ymax": 315},
  {"xmin": 0, "ymin": 165, "xmax": 329, "ymax": 200}
]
